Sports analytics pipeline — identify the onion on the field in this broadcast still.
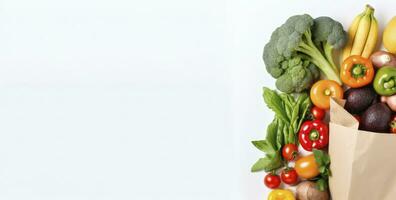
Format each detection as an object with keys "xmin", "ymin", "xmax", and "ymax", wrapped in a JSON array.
[
  {"xmin": 370, "ymin": 51, "xmax": 396, "ymax": 68},
  {"xmin": 382, "ymin": 95, "xmax": 396, "ymax": 111},
  {"xmin": 296, "ymin": 181, "xmax": 329, "ymax": 200}
]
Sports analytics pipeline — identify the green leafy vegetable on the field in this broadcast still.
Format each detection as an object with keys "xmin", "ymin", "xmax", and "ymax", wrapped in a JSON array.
[
  {"xmin": 251, "ymin": 153, "xmax": 282, "ymax": 172},
  {"xmin": 266, "ymin": 119, "xmax": 278, "ymax": 147},
  {"xmin": 313, "ymin": 149, "xmax": 332, "ymax": 191},
  {"xmin": 263, "ymin": 14, "xmax": 347, "ymax": 93},
  {"xmin": 263, "ymin": 88, "xmax": 288, "ymax": 122},
  {"xmin": 251, "ymin": 88, "xmax": 312, "ymax": 172}
]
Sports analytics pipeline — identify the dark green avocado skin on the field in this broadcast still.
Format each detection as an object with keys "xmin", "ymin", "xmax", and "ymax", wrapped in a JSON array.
[
  {"xmin": 344, "ymin": 86, "xmax": 377, "ymax": 114},
  {"xmin": 360, "ymin": 103, "xmax": 392, "ymax": 133}
]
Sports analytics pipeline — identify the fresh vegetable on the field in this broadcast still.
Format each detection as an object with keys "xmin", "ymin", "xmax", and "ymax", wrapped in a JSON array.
[
  {"xmin": 344, "ymin": 86, "xmax": 377, "ymax": 114},
  {"xmin": 373, "ymin": 66, "xmax": 396, "ymax": 96},
  {"xmin": 381, "ymin": 95, "xmax": 396, "ymax": 111},
  {"xmin": 264, "ymin": 173, "xmax": 281, "ymax": 189},
  {"xmin": 295, "ymin": 154, "xmax": 320, "ymax": 179},
  {"xmin": 383, "ymin": 16, "xmax": 396, "ymax": 53},
  {"xmin": 370, "ymin": 51, "xmax": 396, "ymax": 68},
  {"xmin": 282, "ymin": 143, "xmax": 298, "ymax": 161},
  {"xmin": 341, "ymin": 55, "xmax": 374, "ymax": 88},
  {"xmin": 361, "ymin": 103, "xmax": 392, "ymax": 133},
  {"xmin": 281, "ymin": 168, "xmax": 299, "ymax": 185},
  {"xmin": 312, "ymin": 17, "xmax": 348, "ymax": 72},
  {"xmin": 299, "ymin": 120, "xmax": 329, "ymax": 151},
  {"xmin": 343, "ymin": 5, "xmax": 377, "ymax": 60},
  {"xmin": 390, "ymin": 115, "xmax": 396, "ymax": 133},
  {"xmin": 296, "ymin": 181, "xmax": 330, "ymax": 200},
  {"xmin": 251, "ymin": 88, "xmax": 311, "ymax": 172},
  {"xmin": 312, "ymin": 149, "xmax": 332, "ymax": 191},
  {"xmin": 310, "ymin": 80, "xmax": 344, "ymax": 110},
  {"xmin": 267, "ymin": 189, "xmax": 295, "ymax": 200},
  {"xmin": 263, "ymin": 14, "xmax": 346, "ymax": 92},
  {"xmin": 353, "ymin": 115, "xmax": 361, "ymax": 123},
  {"xmin": 295, "ymin": 150, "xmax": 331, "ymax": 187},
  {"xmin": 310, "ymin": 106, "xmax": 325, "ymax": 120},
  {"xmin": 274, "ymin": 57, "xmax": 320, "ymax": 93}
]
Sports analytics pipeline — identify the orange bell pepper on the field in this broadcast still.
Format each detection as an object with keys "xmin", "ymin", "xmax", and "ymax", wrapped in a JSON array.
[{"xmin": 341, "ymin": 55, "xmax": 374, "ymax": 88}]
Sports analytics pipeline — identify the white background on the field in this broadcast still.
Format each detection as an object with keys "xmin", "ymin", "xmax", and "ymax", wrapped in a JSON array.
[{"xmin": 0, "ymin": 0, "xmax": 391, "ymax": 199}]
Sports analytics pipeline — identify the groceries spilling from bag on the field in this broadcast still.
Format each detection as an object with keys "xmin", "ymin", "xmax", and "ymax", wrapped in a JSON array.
[{"xmin": 252, "ymin": 5, "xmax": 396, "ymax": 200}]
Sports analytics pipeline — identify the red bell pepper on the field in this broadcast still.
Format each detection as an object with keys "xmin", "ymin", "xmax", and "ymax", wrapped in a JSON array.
[{"xmin": 298, "ymin": 119, "xmax": 329, "ymax": 151}]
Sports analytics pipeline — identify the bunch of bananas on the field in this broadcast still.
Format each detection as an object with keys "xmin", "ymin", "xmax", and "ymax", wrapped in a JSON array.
[{"xmin": 343, "ymin": 5, "xmax": 378, "ymax": 61}]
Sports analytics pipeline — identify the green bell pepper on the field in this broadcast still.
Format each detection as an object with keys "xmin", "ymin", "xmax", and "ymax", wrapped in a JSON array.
[{"xmin": 374, "ymin": 66, "xmax": 396, "ymax": 96}]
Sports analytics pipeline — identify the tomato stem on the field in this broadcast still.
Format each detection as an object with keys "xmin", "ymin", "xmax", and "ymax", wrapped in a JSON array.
[{"xmin": 309, "ymin": 129, "xmax": 320, "ymax": 141}]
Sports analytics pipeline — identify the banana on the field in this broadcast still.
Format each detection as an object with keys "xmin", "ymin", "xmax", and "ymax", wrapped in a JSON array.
[
  {"xmin": 350, "ymin": 6, "xmax": 373, "ymax": 56},
  {"xmin": 342, "ymin": 13, "xmax": 364, "ymax": 62},
  {"xmin": 361, "ymin": 14, "xmax": 378, "ymax": 58}
]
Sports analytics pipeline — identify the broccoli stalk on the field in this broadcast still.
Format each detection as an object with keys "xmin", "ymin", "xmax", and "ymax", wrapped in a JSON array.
[
  {"xmin": 295, "ymin": 29, "xmax": 341, "ymax": 83},
  {"xmin": 323, "ymin": 42, "xmax": 338, "ymax": 72},
  {"xmin": 312, "ymin": 16, "xmax": 348, "ymax": 78}
]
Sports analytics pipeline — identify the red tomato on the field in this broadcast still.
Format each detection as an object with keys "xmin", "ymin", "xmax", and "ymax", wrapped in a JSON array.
[
  {"xmin": 390, "ymin": 115, "xmax": 396, "ymax": 133},
  {"xmin": 353, "ymin": 115, "xmax": 361, "ymax": 123},
  {"xmin": 311, "ymin": 106, "xmax": 325, "ymax": 120},
  {"xmin": 280, "ymin": 168, "xmax": 299, "ymax": 185},
  {"xmin": 282, "ymin": 143, "xmax": 298, "ymax": 161},
  {"xmin": 264, "ymin": 173, "xmax": 281, "ymax": 189}
]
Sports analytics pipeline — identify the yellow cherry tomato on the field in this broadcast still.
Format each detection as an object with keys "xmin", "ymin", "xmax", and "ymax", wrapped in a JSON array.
[
  {"xmin": 267, "ymin": 189, "xmax": 295, "ymax": 200},
  {"xmin": 310, "ymin": 80, "xmax": 343, "ymax": 110},
  {"xmin": 294, "ymin": 154, "xmax": 320, "ymax": 179}
]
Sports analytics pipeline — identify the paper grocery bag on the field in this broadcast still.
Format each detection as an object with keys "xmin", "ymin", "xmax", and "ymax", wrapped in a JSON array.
[{"xmin": 329, "ymin": 98, "xmax": 396, "ymax": 200}]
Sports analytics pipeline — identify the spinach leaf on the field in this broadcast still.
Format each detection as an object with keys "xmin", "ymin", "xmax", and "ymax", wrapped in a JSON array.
[
  {"xmin": 313, "ymin": 149, "xmax": 332, "ymax": 191},
  {"xmin": 266, "ymin": 119, "xmax": 278, "ymax": 148},
  {"xmin": 263, "ymin": 87, "xmax": 288, "ymax": 123},
  {"xmin": 252, "ymin": 140, "xmax": 275, "ymax": 155},
  {"xmin": 251, "ymin": 152, "xmax": 282, "ymax": 172}
]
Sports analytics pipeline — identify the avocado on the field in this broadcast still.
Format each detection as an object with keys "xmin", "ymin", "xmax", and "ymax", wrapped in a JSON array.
[
  {"xmin": 360, "ymin": 103, "xmax": 392, "ymax": 133},
  {"xmin": 344, "ymin": 86, "xmax": 377, "ymax": 114}
]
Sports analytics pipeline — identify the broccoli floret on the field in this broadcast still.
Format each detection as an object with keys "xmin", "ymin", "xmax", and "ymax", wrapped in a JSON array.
[
  {"xmin": 312, "ymin": 16, "xmax": 347, "ymax": 72},
  {"xmin": 263, "ymin": 14, "xmax": 344, "ymax": 93},
  {"xmin": 275, "ymin": 56, "xmax": 319, "ymax": 93}
]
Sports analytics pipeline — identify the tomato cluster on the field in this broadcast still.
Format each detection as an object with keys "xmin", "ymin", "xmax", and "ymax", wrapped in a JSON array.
[{"xmin": 263, "ymin": 106, "xmax": 329, "ymax": 189}]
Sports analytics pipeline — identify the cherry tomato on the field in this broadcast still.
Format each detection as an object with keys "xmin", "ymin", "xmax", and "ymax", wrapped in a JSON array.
[
  {"xmin": 294, "ymin": 154, "xmax": 320, "ymax": 179},
  {"xmin": 282, "ymin": 144, "xmax": 298, "ymax": 161},
  {"xmin": 264, "ymin": 173, "xmax": 281, "ymax": 189},
  {"xmin": 390, "ymin": 115, "xmax": 396, "ymax": 133},
  {"xmin": 353, "ymin": 115, "xmax": 361, "ymax": 123},
  {"xmin": 281, "ymin": 168, "xmax": 299, "ymax": 185},
  {"xmin": 310, "ymin": 80, "xmax": 344, "ymax": 110},
  {"xmin": 311, "ymin": 106, "xmax": 325, "ymax": 120}
]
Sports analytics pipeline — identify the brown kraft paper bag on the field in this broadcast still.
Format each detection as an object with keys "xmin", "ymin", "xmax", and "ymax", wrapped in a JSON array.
[{"xmin": 329, "ymin": 98, "xmax": 396, "ymax": 200}]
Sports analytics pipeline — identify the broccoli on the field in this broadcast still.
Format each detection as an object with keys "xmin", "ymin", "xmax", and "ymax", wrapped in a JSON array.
[
  {"xmin": 275, "ymin": 56, "xmax": 319, "ymax": 93},
  {"xmin": 263, "ymin": 14, "xmax": 346, "ymax": 93},
  {"xmin": 312, "ymin": 16, "xmax": 348, "ymax": 72}
]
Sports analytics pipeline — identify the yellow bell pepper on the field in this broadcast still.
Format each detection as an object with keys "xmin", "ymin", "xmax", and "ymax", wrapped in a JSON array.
[{"xmin": 267, "ymin": 189, "xmax": 295, "ymax": 200}]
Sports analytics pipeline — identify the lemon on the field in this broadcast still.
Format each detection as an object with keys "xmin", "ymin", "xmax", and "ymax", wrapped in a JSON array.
[{"xmin": 383, "ymin": 16, "xmax": 396, "ymax": 53}]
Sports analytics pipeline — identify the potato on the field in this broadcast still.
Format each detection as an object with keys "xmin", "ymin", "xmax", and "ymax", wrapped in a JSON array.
[{"xmin": 296, "ymin": 181, "xmax": 329, "ymax": 200}]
